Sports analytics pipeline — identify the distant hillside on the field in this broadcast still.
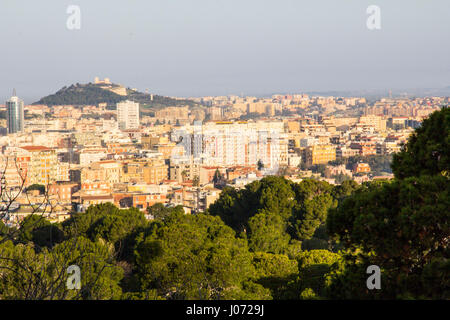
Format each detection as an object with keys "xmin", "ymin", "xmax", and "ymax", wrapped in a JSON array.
[{"xmin": 33, "ymin": 82, "xmax": 199, "ymax": 109}]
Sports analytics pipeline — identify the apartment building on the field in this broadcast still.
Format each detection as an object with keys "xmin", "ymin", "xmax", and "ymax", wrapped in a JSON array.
[
  {"xmin": 171, "ymin": 121, "xmax": 288, "ymax": 171},
  {"xmin": 81, "ymin": 160, "xmax": 122, "ymax": 185},
  {"xmin": 121, "ymin": 158, "xmax": 168, "ymax": 184},
  {"xmin": 304, "ymin": 144, "xmax": 336, "ymax": 166},
  {"xmin": 117, "ymin": 100, "xmax": 140, "ymax": 130},
  {"xmin": 15, "ymin": 146, "xmax": 58, "ymax": 186},
  {"xmin": 48, "ymin": 182, "xmax": 80, "ymax": 204}
]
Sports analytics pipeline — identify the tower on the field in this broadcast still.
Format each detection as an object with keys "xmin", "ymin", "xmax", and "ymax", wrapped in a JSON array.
[{"xmin": 6, "ymin": 89, "xmax": 25, "ymax": 134}]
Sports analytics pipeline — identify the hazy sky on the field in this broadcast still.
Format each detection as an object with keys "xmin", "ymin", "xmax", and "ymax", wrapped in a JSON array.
[{"xmin": 1, "ymin": 0, "xmax": 449, "ymax": 103}]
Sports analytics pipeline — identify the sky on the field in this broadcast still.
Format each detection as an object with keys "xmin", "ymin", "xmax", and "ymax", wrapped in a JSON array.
[{"xmin": 0, "ymin": 0, "xmax": 449, "ymax": 103}]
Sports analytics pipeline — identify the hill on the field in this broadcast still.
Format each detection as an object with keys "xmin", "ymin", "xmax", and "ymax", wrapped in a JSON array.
[{"xmin": 33, "ymin": 82, "xmax": 200, "ymax": 109}]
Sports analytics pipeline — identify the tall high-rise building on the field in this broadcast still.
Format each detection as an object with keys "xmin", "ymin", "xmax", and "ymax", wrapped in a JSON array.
[
  {"xmin": 117, "ymin": 100, "xmax": 140, "ymax": 130},
  {"xmin": 6, "ymin": 91, "xmax": 24, "ymax": 134}
]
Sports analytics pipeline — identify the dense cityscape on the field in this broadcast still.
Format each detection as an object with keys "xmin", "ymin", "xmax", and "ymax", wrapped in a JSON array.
[{"xmin": 0, "ymin": 77, "xmax": 446, "ymax": 225}]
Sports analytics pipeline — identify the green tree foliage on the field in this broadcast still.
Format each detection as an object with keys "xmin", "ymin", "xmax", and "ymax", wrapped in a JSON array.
[
  {"xmin": 299, "ymin": 287, "xmax": 320, "ymax": 299},
  {"xmin": 252, "ymin": 252, "xmax": 298, "ymax": 279},
  {"xmin": 209, "ymin": 176, "xmax": 296, "ymax": 234},
  {"xmin": 52, "ymin": 236, "xmax": 124, "ymax": 300},
  {"xmin": 297, "ymin": 249, "xmax": 340, "ymax": 268},
  {"xmin": 192, "ymin": 175, "xmax": 200, "ymax": 187},
  {"xmin": 26, "ymin": 184, "xmax": 46, "ymax": 194},
  {"xmin": 209, "ymin": 177, "xmax": 342, "ymax": 257},
  {"xmin": 296, "ymin": 250, "xmax": 341, "ymax": 299},
  {"xmin": 146, "ymin": 203, "xmax": 184, "ymax": 221},
  {"xmin": 331, "ymin": 179, "xmax": 360, "ymax": 201},
  {"xmin": 134, "ymin": 213, "xmax": 256, "ymax": 299},
  {"xmin": 62, "ymin": 203, "xmax": 147, "ymax": 260},
  {"xmin": 247, "ymin": 213, "xmax": 290, "ymax": 254},
  {"xmin": 0, "ymin": 237, "xmax": 123, "ymax": 300},
  {"xmin": 290, "ymin": 179, "xmax": 336, "ymax": 241},
  {"xmin": 35, "ymin": 84, "xmax": 126, "ymax": 106},
  {"xmin": 327, "ymin": 175, "xmax": 449, "ymax": 298},
  {"xmin": 207, "ymin": 186, "xmax": 239, "ymax": 228},
  {"xmin": 392, "ymin": 107, "xmax": 450, "ymax": 179},
  {"xmin": 18, "ymin": 214, "xmax": 64, "ymax": 249},
  {"xmin": 62, "ymin": 203, "xmax": 120, "ymax": 237},
  {"xmin": 212, "ymin": 169, "xmax": 227, "ymax": 189},
  {"xmin": 324, "ymin": 251, "xmax": 382, "ymax": 300},
  {"xmin": 0, "ymin": 220, "xmax": 7, "ymax": 238},
  {"xmin": 224, "ymin": 281, "xmax": 273, "ymax": 300},
  {"xmin": 251, "ymin": 252, "xmax": 299, "ymax": 299}
]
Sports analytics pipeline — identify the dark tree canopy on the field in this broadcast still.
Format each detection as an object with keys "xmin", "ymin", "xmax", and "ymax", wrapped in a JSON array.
[
  {"xmin": 146, "ymin": 203, "xmax": 184, "ymax": 221},
  {"xmin": 26, "ymin": 184, "xmax": 46, "ymax": 194},
  {"xmin": 392, "ymin": 107, "xmax": 450, "ymax": 179},
  {"xmin": 209, "ymin": 177, "xmax": 343, "ymax": 257},
  {"xmin": 134, "ymin": 213, "xmax": 258, "ymax": 299},
  {"xmin": 328, "ymin": 175, "xmax": 449, "ymax": 268},
  {"xmin": 62, "ymin": 203, "xmax": 148, "ymax": 261}
]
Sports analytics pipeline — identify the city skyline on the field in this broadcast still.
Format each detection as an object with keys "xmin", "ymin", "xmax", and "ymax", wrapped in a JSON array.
[{"xmin": 4, "ymin": 78, "xmax": 450, "ymax": 106}]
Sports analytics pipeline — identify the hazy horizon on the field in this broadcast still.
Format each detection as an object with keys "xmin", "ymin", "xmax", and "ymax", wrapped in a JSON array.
[{"xmin": 1, "ymin": 0, "xmax": 449, "ymax": 103}]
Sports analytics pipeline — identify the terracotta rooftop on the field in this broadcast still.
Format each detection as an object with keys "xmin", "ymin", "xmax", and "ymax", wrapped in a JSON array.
[{"xmin": 20, "ymin": 146, "xmax": 52, "ymax": 152}]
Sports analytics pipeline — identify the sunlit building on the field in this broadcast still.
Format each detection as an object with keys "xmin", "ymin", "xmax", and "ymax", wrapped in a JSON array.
[{"xmin": 117, "ymin": 100, "xmax": 140, "ymax": 130}]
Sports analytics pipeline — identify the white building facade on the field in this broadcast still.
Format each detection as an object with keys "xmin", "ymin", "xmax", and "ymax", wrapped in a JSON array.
[{"xmin": 117, "ymin": 100, "xmax": 140, "ymax": 130}]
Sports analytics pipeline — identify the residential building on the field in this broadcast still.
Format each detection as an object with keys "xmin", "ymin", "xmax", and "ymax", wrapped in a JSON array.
[
  {"xmin": 304, "ymin": 145, "xmax": 336, "ymax": 166},
  {"xmin": 117, "ymin": 100, "xmax": 140, "ymax": 130}
]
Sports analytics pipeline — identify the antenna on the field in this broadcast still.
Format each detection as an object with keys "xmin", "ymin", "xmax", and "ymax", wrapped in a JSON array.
[{"xmin": 13, "ymin": 88, "xmax": 16, "ymax": 97}]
